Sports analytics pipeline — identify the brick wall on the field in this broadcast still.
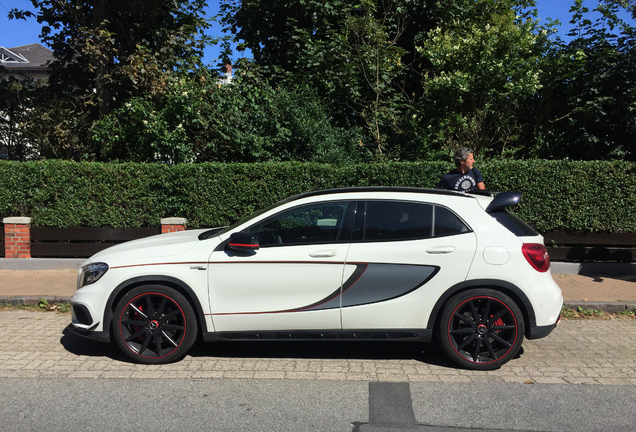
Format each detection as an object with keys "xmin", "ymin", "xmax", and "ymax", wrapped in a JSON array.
[{"xmin": 3, "ymin": 217, "xmax": 32, "ymax": 259}]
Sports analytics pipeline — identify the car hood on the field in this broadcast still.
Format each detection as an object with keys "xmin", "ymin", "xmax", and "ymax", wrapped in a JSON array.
[{"xmin": 86, "ymin": 228, "xmax": 220, "ymax": 266}]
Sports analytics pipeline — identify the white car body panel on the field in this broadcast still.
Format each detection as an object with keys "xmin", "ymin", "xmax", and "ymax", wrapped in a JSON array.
[
  {"xmin": 341, "ymin": 233, "xmax": 477, "ymax": 329},
  {"xmin": 208, "ymin": 243, "xmax": 351, "ymax": 331}
]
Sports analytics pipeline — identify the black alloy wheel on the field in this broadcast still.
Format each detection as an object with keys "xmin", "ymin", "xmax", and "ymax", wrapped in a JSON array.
[
  {"xmin": 439, "ymin": 289, "xmax": 525, "ymax": 370},
  {"xmin": 113, "ymin": 285, "xmax": 197, "ymax": 364}
]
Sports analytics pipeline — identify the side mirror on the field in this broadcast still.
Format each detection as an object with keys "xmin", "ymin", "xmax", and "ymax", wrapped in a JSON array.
[{"xmin": 228, "ymin": 232, "xmax": 259, "ymax": 251}]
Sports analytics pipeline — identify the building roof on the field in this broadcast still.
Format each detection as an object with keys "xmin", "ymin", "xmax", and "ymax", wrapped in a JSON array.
[{"xmin": 0, "ymin": 43, "xmax": 54, "ymax": 77}]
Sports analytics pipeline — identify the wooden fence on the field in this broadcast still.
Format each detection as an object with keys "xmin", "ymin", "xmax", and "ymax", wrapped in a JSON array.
[
  {"xmin": 543, "ymin": 232, "xmax": 636, "ymax": 262},
  {"xmin": 1, "ymin": 226, "xmax": 634, "ymax": 261},
  {"xmin": 30, "ymin": 227, "xmax": 159, "ymax": 258}
]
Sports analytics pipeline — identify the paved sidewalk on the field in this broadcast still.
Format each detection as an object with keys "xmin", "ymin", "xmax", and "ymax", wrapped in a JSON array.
[{"xmin": 0, "ymin": 259, "xmax": 633, "ymax": 311}]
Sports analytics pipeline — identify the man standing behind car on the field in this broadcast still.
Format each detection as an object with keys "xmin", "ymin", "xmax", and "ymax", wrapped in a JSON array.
[{"xmin": 438, "ymin": 147, "xmax": 486, "ymax": 192}]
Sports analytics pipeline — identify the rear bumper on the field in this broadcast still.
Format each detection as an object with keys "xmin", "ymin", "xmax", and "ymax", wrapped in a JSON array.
[{"xmin": 527, "ymin": 315, "xmax": 561, "ymax": 340}]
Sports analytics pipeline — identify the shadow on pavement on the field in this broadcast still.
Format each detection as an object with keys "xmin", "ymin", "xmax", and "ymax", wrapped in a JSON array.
[
  {"xmin": 189, "ymin": 340, "xmax": 458, "ymax": 368},
  {"xmin": 60, "ymin": 325, "xmax": 128, "ymax": 362},
  {"xmin": 59, "ymin": 325, "xmax": 462, "ymax": 368}
]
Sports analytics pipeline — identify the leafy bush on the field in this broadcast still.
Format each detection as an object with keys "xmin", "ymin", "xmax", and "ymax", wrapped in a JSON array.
[{"xmin": 0, "ymin": 160, "xmax": 633, "ymax": 233}]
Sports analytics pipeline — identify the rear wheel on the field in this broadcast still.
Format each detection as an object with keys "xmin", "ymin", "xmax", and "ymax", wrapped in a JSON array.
[
  {"xmin": 113, "ymin": 285, "xmax": 197, "ymax": 364},
  {"xmin": 439, "ymin": 289, "xmax": 524, "ymax": 370}
]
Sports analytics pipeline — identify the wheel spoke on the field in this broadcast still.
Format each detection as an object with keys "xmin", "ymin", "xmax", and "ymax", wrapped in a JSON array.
[
  {"xmin": 482, "ymin": 299, "xmax": 492, "ymax": 323},
  {"xmin": 453, "ymin": 312, "xmax": 476, "ymax": 327},
  {"xmin": 450, "ymin": 327, "xmax": 474, "ymax": 335},
  {"xmin": 472, "ymin": 337, "xmax": 483, "ymax": 361},
  {"xmin": 468, "ymin": 301, "xmax": 480, "ymax": 321},
  {"xmin": 162, "ymin": 331, "xmax": 179, "ymax": 348},
  {"xmin": 138, "ymin": 333, "xmax": 151, "ymax": 356},
  {"xmin": 154, "ymin": 333, "xmax": 162, "ymax": 356},
  {"xmin": 122, "ymin": 319, "xmax": 146, "ymax": 326},
  {"xmin": 489, "ymin": 331, "xmax": 513, "ymax": 348},
  {"xmin": 457, "ymin": 333, "xmax": 477, "ymax": 351},
  {"xmin": 125, "ymin": 327, "xmax": 147, "ymax": 342},
  {"xmin": 489, "ymin": 308, "xmax": 507, "ymax": 323},
  {"xmin": 483, "ymin": 337, "xmax": 497, "ymax": 360},
  {"xmin": 491, "ymin": 325, "xmax": 516, "ymax": 331},
  {"xmin": 160, "ymin": 309, "xmax": 181, "ymax": 323},
  {"xmin": 145, "ymin": 295, "xmax": 155, "ymax": 317},
  {"xmin": 156, "ymin": 297, "xmax": 168, "ymax": 316},
  {"xmin": 129, "ymin": 303, "xmax": 148, "ymax": 319},
  {"xmin": 162, "ymin": 324, "xmax": 185, "ymax": 331}
]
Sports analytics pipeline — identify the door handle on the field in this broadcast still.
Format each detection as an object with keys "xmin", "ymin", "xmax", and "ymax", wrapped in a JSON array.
[
  {"xmin": 425, "ymin": 246, "xmax": 455, "ymax": 254},
  {"xmin": 309, "ymin": 250, "xmax": 338, "ymax": 258}
]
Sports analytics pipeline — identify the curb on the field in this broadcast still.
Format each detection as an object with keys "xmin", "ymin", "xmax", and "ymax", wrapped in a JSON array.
[
  {"xmin": 0, "ymin": 258, "xmax": 84, "ymax": 271},
  {"xmin": 563, "ymin": 301, "xmax": 636, "ymax": 314},
  {"xmin": 551, "ymin": 261, "xmax": 635, "ymax": 276},
  {"xmin": 0, "ymin": 296, "xmax": 73, "ymax": 306}
]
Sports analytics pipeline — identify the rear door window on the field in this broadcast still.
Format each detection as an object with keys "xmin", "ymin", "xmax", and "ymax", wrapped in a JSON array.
[{"xmin": 355, "ymin": 201, "xmax": 471, "ymax": 242}]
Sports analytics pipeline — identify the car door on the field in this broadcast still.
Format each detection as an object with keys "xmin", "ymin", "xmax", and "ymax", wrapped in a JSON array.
[
  {"xmin": 208, "ymin": 201, "xmax": 354, "ymax": 332},
  {"xmin": 341, "ymin": 200, "xmax": 477, "ymax": 330}
]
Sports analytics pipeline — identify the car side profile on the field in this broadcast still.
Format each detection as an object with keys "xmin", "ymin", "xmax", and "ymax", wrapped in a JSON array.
[{"xmin": 71, "ymin": 187, "xmax": 562, "ymax": 370}]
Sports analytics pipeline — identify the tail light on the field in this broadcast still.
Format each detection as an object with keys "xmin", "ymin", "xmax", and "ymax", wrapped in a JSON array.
[{"xmin": 522, "ymin": 243, "xmax": 550, "ymax": 272}]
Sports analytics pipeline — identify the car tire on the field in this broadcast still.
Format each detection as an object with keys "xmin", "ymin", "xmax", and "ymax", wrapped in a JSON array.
[
  {"xmin": 113, "ymin": 285, "xmax": 197, "ymax": 364},
  {"xmin": 438, "ymin": 289, "xmax": 525, "ymax": 370}
]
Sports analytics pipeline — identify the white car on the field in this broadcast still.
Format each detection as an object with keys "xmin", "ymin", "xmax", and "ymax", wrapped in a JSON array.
[{"xmin": 71, "ymin": 187, "xmax": 562, "ymax": 370}]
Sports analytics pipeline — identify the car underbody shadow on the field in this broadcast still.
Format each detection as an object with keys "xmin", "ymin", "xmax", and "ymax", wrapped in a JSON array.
[
  {"xmin": 60, "ymin": 325, "xmax": 128, "ymax": 362},
  {"xmin": 188, "ymin": 339, "xmax": 457, "ymax": 368},
  {"xmin": 60, "ymin": 326, "xmax": 463, "ymax": 369}
]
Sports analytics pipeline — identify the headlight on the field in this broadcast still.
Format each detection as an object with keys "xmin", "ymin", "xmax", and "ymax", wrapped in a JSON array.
[{"xmin": 78, "ymin": 262, "xmax": 109, "ymax": 289}]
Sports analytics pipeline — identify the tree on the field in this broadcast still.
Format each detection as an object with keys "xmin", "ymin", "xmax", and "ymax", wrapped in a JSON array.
[
  {"xmin": 90, "ymin": 65, "xmax": 365, "ymax": 163},
  {"xmin": 219, "ymin": 0, "xmax": 440, "ymax": 158},
  {"xmin": 8, "ymin": 0, "xmax": 209, "ymax": 159},
  {"xmin": 412, "ymin": 0, "xmax": 545, "ymax": 159},
  {"xmin": 530, "ymin": 0, "xmax": 636, "ymax": 160}
]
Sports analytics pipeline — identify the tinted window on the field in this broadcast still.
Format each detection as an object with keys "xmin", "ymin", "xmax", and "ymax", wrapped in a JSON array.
[
  {"xmin": 491, "ymin": 210, "xmax": 538, "ymax": 237},
  {"xmin": 246, "ymin": 202, "xmax": 349, "ymax": 246},
  {"xmin": 363, "ymin": 201, "xmax": 433, "ymax": 241},
  {"xmin": 434, "ymin": 206, "xmax": 470, "ymax": 236}
]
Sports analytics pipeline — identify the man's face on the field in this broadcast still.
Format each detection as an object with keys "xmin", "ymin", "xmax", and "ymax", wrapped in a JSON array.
[{"xmin": 461, "ymin": 153, "xmax": 475, "ymax": 170}]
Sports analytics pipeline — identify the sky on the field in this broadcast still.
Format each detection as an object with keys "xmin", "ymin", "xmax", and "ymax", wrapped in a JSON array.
[{"xmin": 1, "ymin": 0, "xmax": 634, "ymax": 66}]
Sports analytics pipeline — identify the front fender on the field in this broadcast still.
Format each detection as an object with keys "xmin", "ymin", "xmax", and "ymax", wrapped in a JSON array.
[{"xmin": 103, "ymin": 275, "xmax": 209, "ymax": 337}]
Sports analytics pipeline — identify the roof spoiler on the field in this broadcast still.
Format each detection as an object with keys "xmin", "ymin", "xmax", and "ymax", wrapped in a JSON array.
[{"xmin": 485, "ymin": 192, "xmax": 521, "ymax": 213}]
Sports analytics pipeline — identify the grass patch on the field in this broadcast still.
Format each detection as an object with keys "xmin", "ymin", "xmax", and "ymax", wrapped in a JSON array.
[
  {"xmin": 561, "ymin": 305, "xmax": 636, "ymax": 320},
  {"xmin": 0, "ymin": 299, "xmax": 71, "ymax": 314}
]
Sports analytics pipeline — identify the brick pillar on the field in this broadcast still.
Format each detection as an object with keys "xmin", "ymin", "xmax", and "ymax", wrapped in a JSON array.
[
  {"xmin": 161, "ymin": 217, "xmax": 187, "ymax": 234},
  {"xmin": 3, "ymin": 217, "xmax": 32, "ymax": 259}
]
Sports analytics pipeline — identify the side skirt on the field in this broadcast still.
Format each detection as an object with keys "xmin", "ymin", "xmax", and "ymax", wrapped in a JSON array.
[{"xmin": 202, "ymin": 329, "xmax": 432, "ymax": 343}]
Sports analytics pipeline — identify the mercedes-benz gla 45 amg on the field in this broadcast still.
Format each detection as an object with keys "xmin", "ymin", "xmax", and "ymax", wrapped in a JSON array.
[{"xmin": 71, "ymin": 187, "xmax": 562, "ymax": 370}]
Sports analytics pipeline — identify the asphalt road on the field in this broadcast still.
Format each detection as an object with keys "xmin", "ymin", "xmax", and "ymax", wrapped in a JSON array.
[
  {"xmin": 1, "ymin": 378, "xmax": 636, "ymax": 431},
  {"xmin": 1, "ymin": 310, "xmax": 636, "ymax": 431}
]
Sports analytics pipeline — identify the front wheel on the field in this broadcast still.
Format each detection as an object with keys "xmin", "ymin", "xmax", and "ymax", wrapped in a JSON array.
[
  {"xmin": 113, "ymin": 285, "xmax": 197, "ymax": 364},
  {"xmin": 439, "ymin": 289, "xmax": 525, "ymax": 370}
]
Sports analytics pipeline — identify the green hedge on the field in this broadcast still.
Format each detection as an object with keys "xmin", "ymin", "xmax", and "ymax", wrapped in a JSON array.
[{"xmin": 0, "ymin": 160, "xmax": 634, "ymax": 233}]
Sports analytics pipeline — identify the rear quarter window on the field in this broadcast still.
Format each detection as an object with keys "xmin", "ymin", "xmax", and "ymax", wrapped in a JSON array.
[{"xmin": 491, "ymin": 210, "xmax": 538, "ymax": 237}]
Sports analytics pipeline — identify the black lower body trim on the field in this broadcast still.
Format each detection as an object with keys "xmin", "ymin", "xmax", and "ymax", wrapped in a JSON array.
[
  {"xmin": 202, "ymin": 329, "xmax": 432, "ymax": 343},
  {"xmin": 67, "ymin": 324, "xmax": 111, "ymax": 343},
  {"xmin": 527, "ymin": 316, "xmax": 561, "ymax": 340}
]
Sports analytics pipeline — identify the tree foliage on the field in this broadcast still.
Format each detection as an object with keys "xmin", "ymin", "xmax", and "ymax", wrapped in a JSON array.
[
  {"xmin": 414, "ymin": 0, "xmax": 545, "ymax": 158},
  {"xmin": 5, "ymin": 0, "xmax": 209, "ymax": 160},
  {"xmin": 3, "ymin": 0, "xmax": 636, "ymax": 162},
  {"xmin": 529, "ymin": 0, "xmax": 636, "ymax": 160},
  {"xmin": 89, "ymin": 66, "xmax": 365, "ymax": 163}
]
